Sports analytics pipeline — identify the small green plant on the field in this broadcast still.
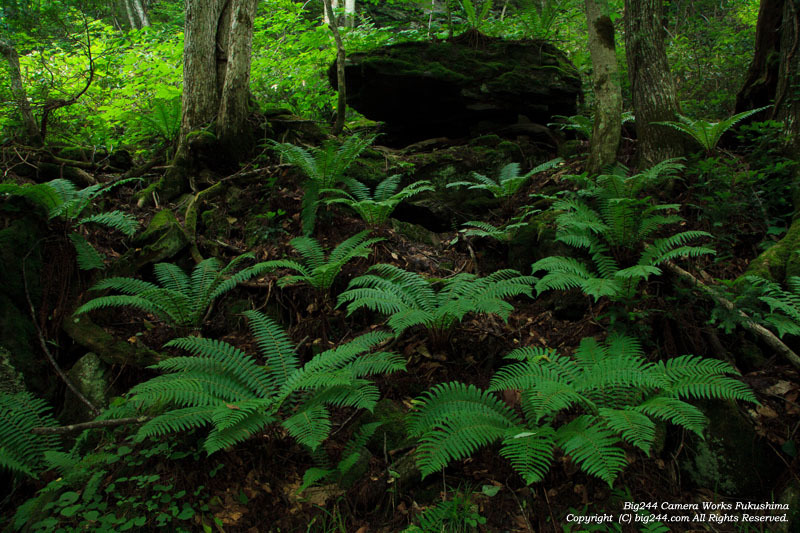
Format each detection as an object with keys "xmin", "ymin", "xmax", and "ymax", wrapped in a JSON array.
[
  {"xmin": 300, "ymin": 422, "xmax": 383, "ymax": 493},
  {"xmin": 459, "ymin": 0, "xmax": 493, "ymax": 32},
  {"xmin": 270, "ymin": 133, "xmax": 376, "ymax": 234},
  {"xmin": 338, "ymin": 264, "xmax": 534, "ymax": 343},
  {"xmin": 0, "ymin": 178, "xmax": 140, "ymax": 270},
  {"xmin": 125, "ymin": 311, "xmax": 405, "ymax": 453},
  {"xmin": 403, "ymin": 486, "xmax": 487, "ymax": 532},
  {"xmin": 260, "ymin": 230, "xmax": 383, "ymax": 295},
  {"xmin": 447, "ymin": 159, "xmax": 562, "ymax": 200},
  {"xmin": 0, "ymin": 390, "xmax": 60, "ymax": 479},
  {"xmin": 653, "ymin": 106, "xmax": 769, "ymax": 153},
  {"xmin": 74, "ymin": 254, "xmax": 270, "ymax": 330},
  {"xmin": 13, "ymin": 436, "xmax": 215, "ymax": 532},
  {"xmin": 408, "ymin": 334, "xmax": 757, "ymax": 486},
  {"xmin": 323, "ymin": 175, "xmax": 433, "ymax": 226}
]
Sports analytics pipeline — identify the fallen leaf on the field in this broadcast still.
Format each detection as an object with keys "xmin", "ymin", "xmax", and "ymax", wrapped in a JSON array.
[{"xmin": 767, "ymin": 381, "xmax": 795, "ymax": 396}]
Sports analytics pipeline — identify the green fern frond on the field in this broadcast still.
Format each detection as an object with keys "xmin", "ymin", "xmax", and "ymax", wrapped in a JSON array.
[
  {"xmin": 68, "ymin": 232, "xmax": 106, "ymax": 270},
  {"xmin": 556, "ymin": 416, "xmax": 628, "ymax": 486},
  {"xmin": 0, "ymin": 390, "xmax": 61, "ymax": 479},
  {"xmin": 500, "ymin": 426, "xmax": 556, "ymax": 484},
  {"xmin": 598, "ymin": 407, "xmax": 656, "ymax": 454},
  {"xmin": 283, "ymin": 403, "xmax": 332, "ymax": 450},
  {"xmin": 654, "ymin": 107, "xmax": 769, "ymax": 152},
  {"xmin": 634, "ymin": 396, "xmax": 707, "ymax": 437},
  {"xmin": 78, "ymin": 210, "xmax": 139, "ymax": 237}
]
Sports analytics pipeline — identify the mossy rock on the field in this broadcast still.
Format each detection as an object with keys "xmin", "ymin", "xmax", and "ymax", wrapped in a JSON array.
[
  {"xmin": 679, "ymin": 400, "xmax": 782, "ymax": 497},
  {"xmin": 0, "ymin": 346, "xmax": 25, "ymax": 395},
  {"xmin": 112, "ymin": 209, "xmax": 189, "ymax": 276},
  {"xmin": 62, "ymin": 352, "xmax": 112, "ymax": 422},
  {"xmin": 336, "ymin": 35, "xmax": 581, "ymax": 146},
  {"xmin": 744, "ymin": 218, "xmax": 800, "ymax": 283}
]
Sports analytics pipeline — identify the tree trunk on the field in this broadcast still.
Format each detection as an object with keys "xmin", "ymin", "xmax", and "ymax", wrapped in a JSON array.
[
  {"xmin": 624, "ymin": 0, "xmax": 685, "ymax": 167},
  {"xmin": 735, "ymin": 0, "xmax": 784, "ymax": 117},
  {"xmin": 345, "ymin": 0, "xmax": 356, "ymax": 27},
  {"xmin": 145, "ymin": 0, "xmax": 256, "ymax": 204},
  {"xmin": 584, "ymin": 0, "xmax": 622, "ymax": 174},
  {"xmin": 0, "ymin": 38, "xmax": 42, "ymax": 146},
  {"xmin": 217, "ymin": 0, "xmax": 257, "ymax": 158},
  {"xmin": 324, "ymin": 0, "xmax": 347, "ymax": 135},
  {"xmin": 130, "ymin": 0, "xmax": 151, "ymax": 28},
  {"xmin": 774, "ymin": 0, "xmax": 799, "ymax": 159}
]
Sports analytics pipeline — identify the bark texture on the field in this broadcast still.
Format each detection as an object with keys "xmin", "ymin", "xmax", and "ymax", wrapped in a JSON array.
[
  {"xmin": 624, "ymin": 0, "xmax": 685, "ymax": 167},
  {"xmin": 0, "ymin": 38, "xmax": 42, "ymax": 145},
  {"xmin": 152, "ymin": 0, "xmax": 256, "ymax": 203},
  {"xmin": 324, "ymin": 0, "xmax": 347, "ymax": 135},
  {"xmin": 584, "ymin": 0, "xmax": 622, "ymax": 174},
  {"xmin": 774, "ymin": 0, "xmax": 799, "ymax": 159}
]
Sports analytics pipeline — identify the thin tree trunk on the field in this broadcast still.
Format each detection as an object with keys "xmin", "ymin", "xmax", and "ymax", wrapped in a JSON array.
[
  {"xmin": 324, "ymin": 0, "xmax": 347, "ymax": 135},
  {"xmin": 584, "ymin": 0, "xmax": 622, "ymax": 174},
  {"xmin": 345, "ymin": 0, "xmax": 356, "ymax": 28},
  {"xmin": 0, "ymin": 38, "xmax": 41, "ymax": 146},
  {"xmin": 624, "ymin": 0, "xmax": 685, "ymax": 167},
  {"xmin": 123, "ymin": 0, "xmax": 138, "ymax": 29},
  {"xmin": 735, "ymin": 0, "xmax": 784, "ymax": 117},
  {"xmin": 217, "ymin": 0, "xmax": 257, "ymax": 157},
  {"xmin": 130, "ymin": 0, "xmax": 151, "ymax": 28}
]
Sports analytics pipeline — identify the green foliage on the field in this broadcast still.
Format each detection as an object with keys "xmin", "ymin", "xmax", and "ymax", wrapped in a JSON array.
[
  {"xmin": 300, "ymin": 422, "xmax": 383, "ymax": 493},
  {"xmin": 408, "ymin": 335, "xmax": 757, "ymax": 486},
  {"xmin": 0, "ymin": 178, "xmax": 140, "ymax": 270},
  {"xmin": 549, "ymin": 114, "xmax": 594, "ymax": 139},
  {"xmin": 533, "ymin": 161, "xmax": 714, "ymax": 303},
  {"xmin": 403, "ymin": 487, "xmax": 487, "ymax": 532},
  {"xmin": 654, "ymin": 106, "xmax": 769, "ymax": 153},
  {"xmin": 711, "ymin": 276, "xmax": 800, "ymax": 338},
  {"xmin": 0, "ymin": 390, "xmax": 60, "ymax": 479},
  {"xmin": 260, "ymin": 230, "xmax": 382, "ymax": 294},
  {"xmin": 447, "ymin": 159, "xmax": 562, "ymax": 199},
  {"xmin": 126, "ymin": 311, "xmax": 405, "ymax": 453},
  {"xmin": 323, "ymin": 175, "xmax": 433, "ymax": 226},
  {"xmin": 459, "ymin": 0, "xmax": 494, "ymax": 32},
  {"xmin": 13, "ymin": 436, "xmax": 214, "ymax": 532},
  {"xmin": 338, "ymin": 264, "xmax": 534, "ymax": 339},
  {"xmin": 74, "ymin": 255, "xmax": 270, "ymax": 329},
  {"xmin": 270, "ymin": 134, "xmax": 376, "ymax": 234}
]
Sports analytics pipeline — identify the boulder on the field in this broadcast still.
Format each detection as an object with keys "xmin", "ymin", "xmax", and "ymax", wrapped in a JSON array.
[{"xmin": 332, "ymin": 34, "xmax": 581, "ymax": 146}]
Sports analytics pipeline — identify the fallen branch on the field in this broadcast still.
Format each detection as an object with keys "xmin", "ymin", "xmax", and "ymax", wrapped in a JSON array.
[
  {"xmin": 32, "ymin": 416, "xmax": 151, "ymax": 435},
  {"xmin": 664, "ymin": 260, "xmax": 800, "ymax": 370}
]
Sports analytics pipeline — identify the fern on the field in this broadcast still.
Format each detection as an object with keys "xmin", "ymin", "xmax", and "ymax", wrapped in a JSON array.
[
  {"xmin": 258, "ymin": 230, "xmax": 382, "ymax": 294},
  {"xmin": 270, "ymin": 133, "xmax": 376, "ymax": 234},
  {"xmin": 654, "ymin": 106, "xmax": 769, "ymax": 153},
  {"xmin": 338, "ymin": 264, "xmax": 534, "ymax": 340},
  {"xmin": 0, "ymin": 178, "xmax": 140, "ymax": 270},
  {"xmin": 411, "ymin": 334, "xmax": 757, "ymax": 486},
  {"xmin": 0, "ymin": 390, "xmax": 61, "ymax": 479},
  {"xmin": 533, "ymin": 162, "xmax": 714, "ymax": 303},
  {"xmin": 127, "ymin": 311, "xmax": 404, "ymax": 454},
  {"xmin": 712, "ymin": 275, "xmax": 800, "ymax": 338},
  {"xmin": 323, "ymin": 175, "xmax": 433, "ymax": 226},
  {"xmin": 447, "ymin": 159, "xmax": 562, "ymax": 199},
  {"xmin": 75, "ymin": 254, "xmax": 272, "ymax": 329}
]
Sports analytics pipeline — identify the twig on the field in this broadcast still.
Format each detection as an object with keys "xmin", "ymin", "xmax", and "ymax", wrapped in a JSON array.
[
  {"xmin": 663, "ymin": 260, "xmax": 800, "ymax": 370},
  {"xmin": 32, "ymin": 416, "xmax": 150, "ymax": 435},
  {"xmin": 22, "ymin": 243, "xmax": 100, "ymax": 416}
]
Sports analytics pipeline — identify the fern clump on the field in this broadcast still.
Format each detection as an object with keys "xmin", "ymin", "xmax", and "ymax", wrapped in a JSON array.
[
  {"xmin": 126, "ymin": 311, "xmax": 405, "ymax": 453},
  {"xmin": 338, "ymin": 264, "xmax": 534, "ymax": 341},
  {"xmin": 654, "ymin": 106, "xmax": 769, "ymax": 153},
  {"xmin": 533, "ymin": 161, "xmax": 714, "ymax": 303},
  {"xmin": 0, "ymin": 178, "xmax": 140, "ymax": 270},
  {"xmin": 74, "ymin": 254, "xmax": 271, "ymax": 329},
  {"xmin": 270, "ymin": 133, "xmax": 376, "ymax": 234},
  {"xmin": 409, "ymin": 334, "xmax": 757, "ymax": 486},
  {"xmin": 447, "ymin": 159, "xmax": 562, "ymax": 200},
  {"xmin": 323, "ymin": 175, "xmax": 433, "ymax": 226},
  {"xmin": 259, "ymin": 230, "xmax": 382, "ymax": 294},
  {"xmin": 0, "ymin": 390, "xmax": 60, "ymax": 479}
]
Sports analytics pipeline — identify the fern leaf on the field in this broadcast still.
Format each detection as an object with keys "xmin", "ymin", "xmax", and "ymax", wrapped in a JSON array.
[
  {"xmin": 556, "ymin": 415, "xmax": 627, "ymax": 486},
  {"xmin": 500, "ymin": 426, "xmax": 556, "ymax": 484},
  {"xmin": 598, "ymin": 407, "xmax": 656, "ymax": 454},
  {"xmin": 78, "ymin": 210, "xmax": 139, "ymax": 237},
  {"xmin": 634, "ymin": 396, "xmax": 707, "ymax": 437},
  {"xmin": 283, "ymin": 403, "xmax": 331, "ymax": 450},
  {"xmin": 68, "ymin": 233, "xmax": 106, "ymax": 270}
]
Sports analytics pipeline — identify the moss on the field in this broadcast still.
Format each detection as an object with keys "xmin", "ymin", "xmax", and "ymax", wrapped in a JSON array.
[
  {"xmin": 112, "ymin": 209, "xmax": 189, "ymax": 276},
  {"xmin": 745, "ymin": 217, "xmax": 800, "ymax": 282},
  {"xmin": 62, "ymin": 352, "xmax": 111, "ymax": 422}
]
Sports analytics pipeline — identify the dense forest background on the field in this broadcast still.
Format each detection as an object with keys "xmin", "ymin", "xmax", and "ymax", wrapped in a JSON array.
[{"xmin": 1, "ymin": 0, "xmax": 800, "ymax": 531}]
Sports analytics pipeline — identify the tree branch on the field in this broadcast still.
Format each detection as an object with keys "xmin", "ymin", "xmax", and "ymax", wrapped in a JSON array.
[{"xmin": 32, "ymin": 416, "xmax": 151, "ymax": 435}]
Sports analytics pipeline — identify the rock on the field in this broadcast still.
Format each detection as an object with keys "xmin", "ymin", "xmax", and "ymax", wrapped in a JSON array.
[
  {"xmin": 110, "ymin": 209, "xmax": 189, "ymax": 276},
  {"xmin": 333, "ymin": 34, "xmax": 581, "ymax": 146},
  {"xmin": 0, "ymin": 346, "xmax": 25, "ymax": 395},
  {"xmin": 62, "ymin": 352, "xmax": 112, "ymax": 422},
  {"xmin": 679, "ymin": 400, "xmax": 783, "ymax": 497},
  {"xmin": 777, "ymin": 479, "xmax": 800, "ymax": 533}
]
